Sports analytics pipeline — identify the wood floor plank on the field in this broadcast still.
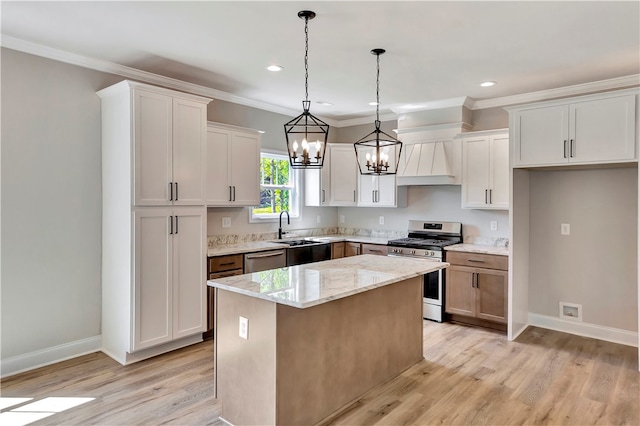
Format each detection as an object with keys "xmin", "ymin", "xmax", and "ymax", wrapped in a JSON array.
[{"xmin": 2, "ymin": 323, "xmax": 637, "ymax": 426}]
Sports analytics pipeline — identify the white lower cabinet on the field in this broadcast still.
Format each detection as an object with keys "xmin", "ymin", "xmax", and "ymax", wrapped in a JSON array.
[
  {"xmin": 102, "ymin": 206, "xmax": 206, "ymax": 364},
  {"xmin": 133, "ymin": 207, "xmax": 206, "ymax": 351},
  {"xmin": 461, "ymin": 130, "xmax": 509, "ymax": 209}
]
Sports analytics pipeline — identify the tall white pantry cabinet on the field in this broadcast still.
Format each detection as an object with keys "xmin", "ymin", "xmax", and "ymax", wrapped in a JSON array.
[{"xmin": 98, "ymin": 80, "xmax": 211, "ymax": 365}]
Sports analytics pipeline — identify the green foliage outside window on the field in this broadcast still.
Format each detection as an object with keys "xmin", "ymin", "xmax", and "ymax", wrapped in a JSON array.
[{"xmin": 252, "ymin": 155, "xmax": 294, "ymax": 215}]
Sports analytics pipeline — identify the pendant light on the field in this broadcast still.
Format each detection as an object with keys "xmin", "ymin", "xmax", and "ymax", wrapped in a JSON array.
[
  {"xmin": 354, "ymin": 49, "xmax": 402, "ymax": 175},
  {"xmin": 284, "ymin": 10, "xmax": 329, "ymax": 169}
]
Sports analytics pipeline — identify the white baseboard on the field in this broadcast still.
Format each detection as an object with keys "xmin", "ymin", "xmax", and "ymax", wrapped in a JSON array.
[
  {"xmin": 1, "ymin": 335, "xmax": 102, "ymax": 378},
  {"xmin": 528, "ymin": 313, "xmax": 638, "ymax": 347}
]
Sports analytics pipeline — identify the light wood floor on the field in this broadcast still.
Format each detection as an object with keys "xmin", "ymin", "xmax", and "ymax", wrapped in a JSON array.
[{"xmin": 2, "ymin": 322, "xmax": 638, "ymax": 425}]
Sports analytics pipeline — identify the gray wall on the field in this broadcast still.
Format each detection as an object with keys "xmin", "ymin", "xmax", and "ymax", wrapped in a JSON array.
[
  {"xmin": 1, "ymin": 48, "xmax": 121, "ymax": 359},
  {"xmin": 529, "ymin": 167, "xmax": 638, "ymax": 331}
]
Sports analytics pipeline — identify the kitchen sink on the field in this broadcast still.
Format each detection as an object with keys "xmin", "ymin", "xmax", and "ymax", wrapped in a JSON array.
[{"xmin": 280, "ymin": 239, "xmax": 324, "ymax": 247}]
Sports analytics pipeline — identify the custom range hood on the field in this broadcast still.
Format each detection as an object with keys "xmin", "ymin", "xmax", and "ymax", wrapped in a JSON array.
[{"xmin": 394, "ymin": 121, "xmax": 473, "ymax": 186}]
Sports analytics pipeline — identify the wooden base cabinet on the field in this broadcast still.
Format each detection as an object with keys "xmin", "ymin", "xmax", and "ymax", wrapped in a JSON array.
[{"xmin": 445, "ymin": 252, "xmax": 508, "ymax": 325}]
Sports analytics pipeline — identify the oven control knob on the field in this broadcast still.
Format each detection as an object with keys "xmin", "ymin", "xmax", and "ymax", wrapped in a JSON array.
[{"xmin": 411, "ymin": 250, "xmax": 416, "ymax": 255}]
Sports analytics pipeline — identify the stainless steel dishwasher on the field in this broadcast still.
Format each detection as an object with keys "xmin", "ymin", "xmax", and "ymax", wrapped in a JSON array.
[{"xmin": 243, "ymin": 250, "xmax": 286, "ymax": 273}]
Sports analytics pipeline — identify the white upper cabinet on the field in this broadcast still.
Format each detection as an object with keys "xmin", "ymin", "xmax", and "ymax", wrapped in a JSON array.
[
  {"xmin": 206, "ymin": 123, "xmax": 261, "ymax": 206},
  {"xmin": 511, "ymin": 89, "xmax": 638, "ymax": 167},
  {"xmin": 305, "ymin": 144, "xmax": 358, "ymax": 206},
  {"xmin": 99, "ymin": 80, "xmax": 210, "ymax": 207},
  {"xmin": 357, "ymin": 174, "xmax": 406, "ymax": 207},
  {"xmin": 461, "ymin": 131, "xmax": 509, "ymax": 210},
  {"xmin": 305, "ymin": 148, "xmax": 333, "ymax": 206},
  {"xmin": 329, "ymin": 145, "xmax": 358, "ymax": 206}
]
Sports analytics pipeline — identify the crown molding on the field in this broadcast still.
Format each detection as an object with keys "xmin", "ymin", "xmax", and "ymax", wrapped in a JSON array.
[
  {"xmin": 3, "ymin": 35, "xmax": 639, "ymax": 126},
  {"xmin": 471, "ymin": 74, "xmax": 640, "ymax": 110},
  {"xmin": 0, "ymin": 35, "xmax": 343, "ymax": 125}
]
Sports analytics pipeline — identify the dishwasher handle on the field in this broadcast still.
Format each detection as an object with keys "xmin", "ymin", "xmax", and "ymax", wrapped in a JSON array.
[{"xmin": 245, "ymin": 250, "xmax": 285, "ymax": 259}]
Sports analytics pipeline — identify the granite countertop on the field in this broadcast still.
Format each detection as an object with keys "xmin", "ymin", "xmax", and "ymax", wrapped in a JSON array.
[
  {"xmin": 445, "ymin": 243, "xmax": 509, "ymax": 257},
  {"xmin": 207, "ymin": 235, "xmax": 392, "ymax": 257},
  {"xmin": 207, "ymin": 241, "xmax": 289, "ymax": 257},
  {"xmin": 207, "ymin": 254, "xmax": 447, "ymax": 309}
]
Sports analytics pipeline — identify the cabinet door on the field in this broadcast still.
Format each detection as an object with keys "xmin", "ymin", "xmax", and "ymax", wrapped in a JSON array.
[
  {"xmin": 570, "ymin": 94, "xmax": 636, "ymax": 164},
  {"xmin": 376, "ymin": 175, "xmax": 397, "ymax": 206},
  {"xmin": 358, "ymin": 175, "xmax": 378, "ymax": 206},
  {"xmin": 134, "ymin": 89, "xmax": 173, "ymax": 206},
  {"xmin": 488, "ymin": 135, "xmax": 510, "ymax": 208},
  {"xmin": 304, "ymin": 160, "xmax": 331, "ymax": 206},
  {"xmin": 475, "ymin": 269, "xmax": 508, "ymax": 324},
  {"xmin": 330, "ymin": 145, "xmax": 358, "ymax": 205},
  {"xmin": 205, "ymin": 127, "xmax": 232, "ymax": 205},
  {"xmin": 172, "ymin": 98, "xmax": 206, "ymax": 206},
  {"xmin": 172, "ymin": 207, "xmax": 206, "ymax": 338},
  {"xmin": 331, "ymin": 242, "xmax": 345, "ymax": 259},
  {"xmin": 445, "ymin": 266, "xmax": 475, "ymax": 317},
  {"xmin": 344, "ymin": 242, "xmax": 361, "ymax": 257},
  {"xmin": 230, "ymin": 132, "xmax": 261, "ymax": 205},
  {"xmin": 134, "ymin": 209, "xmax": 172, "ymax": 351},
  {"xmin": 513, "ymin": 105, "xmax": 569, "ymax": 167},
  {"xmin": 462, "ymin": 136, "xmax": 491, "ymax": 208}
]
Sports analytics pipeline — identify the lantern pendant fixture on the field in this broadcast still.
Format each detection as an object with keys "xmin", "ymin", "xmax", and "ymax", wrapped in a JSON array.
[
  {"xmin": 354, "ymin": 48, "xmax": 402, "ymax": 175},
  {"xmin": 284, "ymin": 10, "xmax": 329, "ymax": 169}
]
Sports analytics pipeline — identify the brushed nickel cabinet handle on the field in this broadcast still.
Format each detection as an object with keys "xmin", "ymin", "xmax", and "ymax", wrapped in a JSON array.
[{"xmin": 563, "ymin": 140, "xmax": 568, "ymax": 159}]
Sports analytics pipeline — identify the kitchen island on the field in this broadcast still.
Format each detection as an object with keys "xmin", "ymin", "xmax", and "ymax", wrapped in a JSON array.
[{"xmin": 208, "ymin": 254, "xmax": 448, "ymax": 425}]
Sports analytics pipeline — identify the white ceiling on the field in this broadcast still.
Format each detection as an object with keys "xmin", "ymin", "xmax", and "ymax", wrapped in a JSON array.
[{"xmin": 2, "ymin": 1, "xmax": 639, "ymax": 124}]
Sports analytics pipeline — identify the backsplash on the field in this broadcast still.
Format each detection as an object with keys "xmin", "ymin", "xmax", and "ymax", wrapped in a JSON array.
[
  {"xmin": 207, "ymin": 227, "xmax": 407, "ymax": 248},
  {"xmin": 464, "ymin": 236, "xmax": 509, "ymax": 247}
]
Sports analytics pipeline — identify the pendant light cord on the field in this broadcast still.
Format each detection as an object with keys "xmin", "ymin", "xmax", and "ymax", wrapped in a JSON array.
[
  {"xmin": 375, "ymin": 52, "xmax": 380, "ymax": 128},
  {"xmin": 304, "ymin": 16, "xmax": 309, "ymax": 103}
]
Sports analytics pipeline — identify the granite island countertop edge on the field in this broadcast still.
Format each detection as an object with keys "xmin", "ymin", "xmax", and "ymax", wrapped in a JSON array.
[{"xmin": 207, "ymin": 254, "xmax": 447, "ymax": 309}]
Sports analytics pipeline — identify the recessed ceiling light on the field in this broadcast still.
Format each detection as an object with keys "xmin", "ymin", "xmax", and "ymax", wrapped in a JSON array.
[
  {"xmin": 369, "ymin": 101, "xmax": 379, "ymax": 106},
  {"xmin": 266, "ymin": 65, "xmax": 284, "ymax": 72},
  {"xmin": 316, "ymin": 101, "xmax": 333, "ymax": 106},
  {"xmin": 480, "ymin": 81, "xmax": 496, "ymax": 87},
  {"xmin": 257, "ymin": 130, "xmax": 266, "ymax": 134}
]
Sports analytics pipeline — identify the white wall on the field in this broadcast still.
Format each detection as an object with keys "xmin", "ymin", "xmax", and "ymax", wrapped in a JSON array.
[
  {"xmin": 528, "ymin": 167, "xmax": 638, "ymax": 331},
  {"xmin": 1, "ymin": 48, "xmax": 120, "ymax": 362}
]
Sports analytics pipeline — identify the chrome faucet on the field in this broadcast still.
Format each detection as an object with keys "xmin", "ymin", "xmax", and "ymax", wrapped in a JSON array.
[{"xmin": 278, "ymin": 210, "xmax": 290, "ymax": 239}]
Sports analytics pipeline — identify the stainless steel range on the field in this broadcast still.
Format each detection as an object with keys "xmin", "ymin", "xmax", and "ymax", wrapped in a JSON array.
[{"xmin": 387, "ymin": 221, "xmax": 463, "ymax": 322}]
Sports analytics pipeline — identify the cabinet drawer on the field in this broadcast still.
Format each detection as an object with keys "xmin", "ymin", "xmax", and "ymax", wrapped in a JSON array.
[
  {"xmin": 208, "ymin": 254, "xmax": 243, "ymax": 272},
  {"xmin": 361, "ymin": 243, "xmax": 388, "ymax": 256},
  {"xmin": 446, "ymin": 251, "xmax": 507, "ymax": 270}
]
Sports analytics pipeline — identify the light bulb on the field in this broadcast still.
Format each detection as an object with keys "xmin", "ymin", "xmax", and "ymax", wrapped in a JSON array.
[
  {"xmin": 293, "ymin": 140, "xmax": 299, "ymax": 152},
  {"xmin": 315, "ymin": 140, "xmax": 321, "ymax": 151},
  {"xmin": 302, "ymin": 138, "xmax": 309, "ymax": 153}
]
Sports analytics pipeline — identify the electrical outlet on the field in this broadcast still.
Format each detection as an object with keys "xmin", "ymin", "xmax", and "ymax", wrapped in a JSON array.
[
  {"xmin": 239, "ymin": 316, "xmax": 248, "ymax": 340},
  {"xmin": 222, "ymin": 217, "xmax": 231, "ymax": 228},
  {"xmin": 316, "ymin": 215, "xmax": 321, "ymax": 224},
  {"xmin": 490, "ymin": 221, "xmax": 498, "ymax": 231},
  {"xmin": 561, "ymin": 223, "xmax": 570, "ymax": 235},
  {"xmin": 339, "ymin": 215, "xmax": 345, "ymax": 224},
  {"xmin": 379, "ymin": 216, "xmax": 384, "ymax": 225}
]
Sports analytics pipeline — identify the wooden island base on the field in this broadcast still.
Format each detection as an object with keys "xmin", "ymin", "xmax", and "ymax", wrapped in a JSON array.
[{"xmin": 215, "ymin": 276, "xmax": 423, "ymax": 425}]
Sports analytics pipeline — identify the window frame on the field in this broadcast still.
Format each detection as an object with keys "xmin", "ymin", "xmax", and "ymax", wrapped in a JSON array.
[{"xmin": 249, "ymin": 150, "xmax": 301, "ymax": 222}]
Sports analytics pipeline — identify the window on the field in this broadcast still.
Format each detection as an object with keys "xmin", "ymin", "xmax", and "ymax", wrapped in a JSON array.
[{"xmin": 251, "ymin": 152, "xmax": 299, "ymax": 220}]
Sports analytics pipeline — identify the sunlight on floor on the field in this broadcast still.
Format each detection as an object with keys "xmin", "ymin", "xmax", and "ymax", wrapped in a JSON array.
[{"xmin": 0, "ymin": 397, "xmax": 94, "ymax": 426}]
